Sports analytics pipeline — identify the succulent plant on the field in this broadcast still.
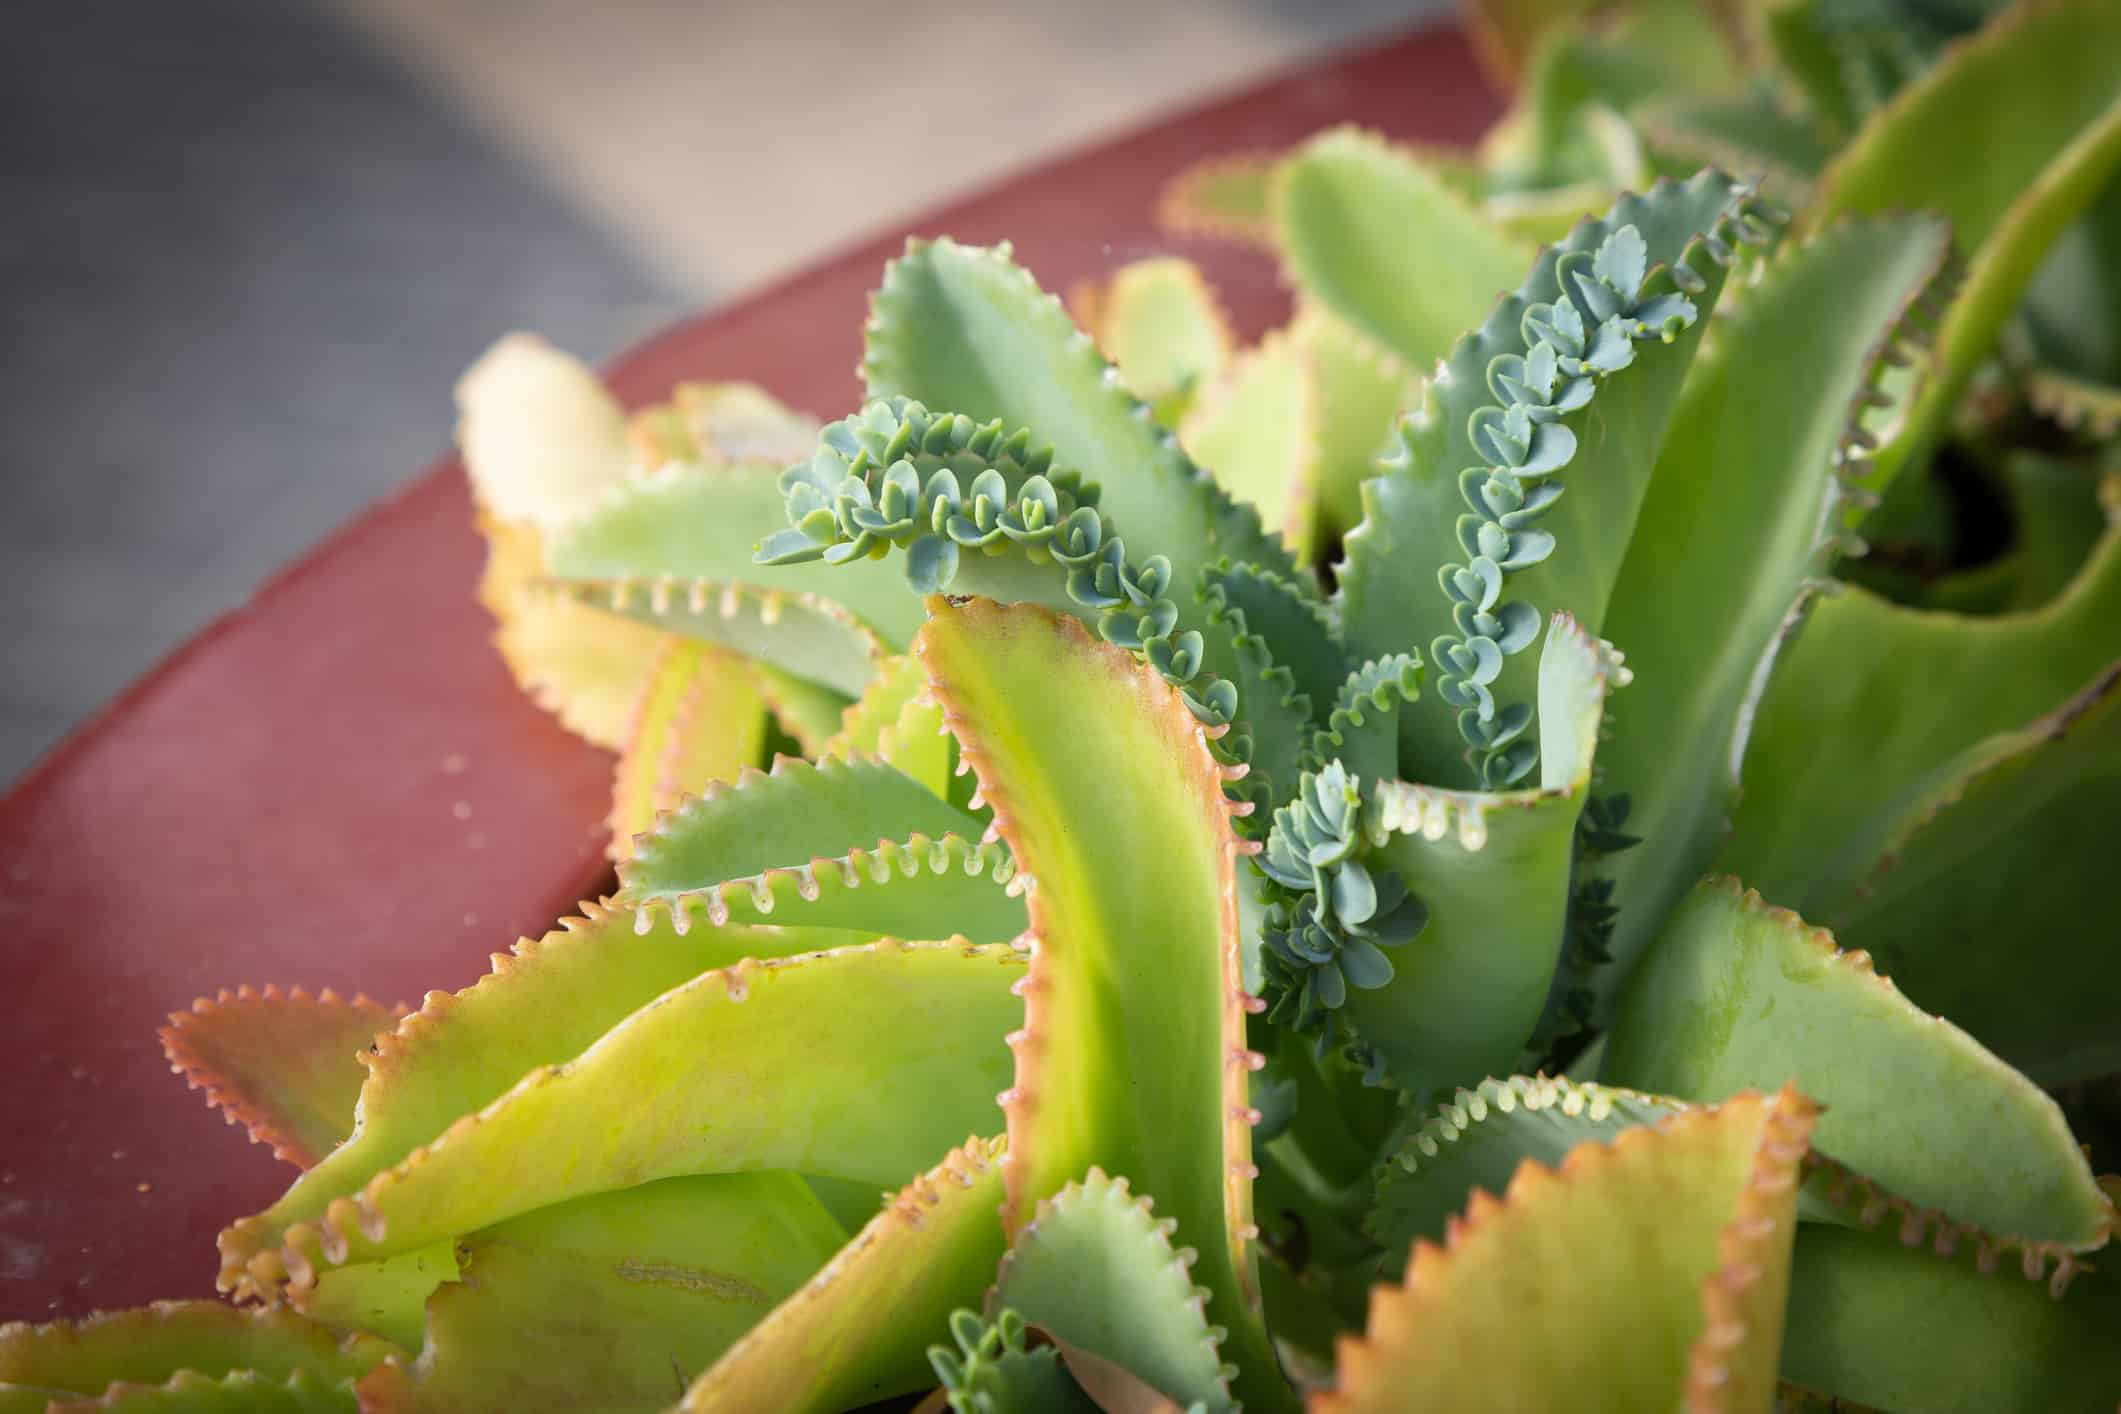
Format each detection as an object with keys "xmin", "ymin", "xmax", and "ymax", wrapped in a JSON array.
[{"xmin": 8, "ymin": 1, "xmax": 2121, "ymax": 1411}]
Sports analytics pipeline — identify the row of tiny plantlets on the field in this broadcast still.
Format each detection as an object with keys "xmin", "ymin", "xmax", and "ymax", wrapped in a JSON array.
[
  {"xmin": 1255, "ymin": 761, "xmax": 1427, "ymax": 1063},
  {"xmin": 1434, "ymin": 223, "xmax": 1702, "ymax": 786},
  {"xmin": 758, "ymin": 396, "xmax": 1252, "ymax": 773},
  {"xmin": 756, "ymin": 398, "xmax": 1431, "ymax": 1045}
]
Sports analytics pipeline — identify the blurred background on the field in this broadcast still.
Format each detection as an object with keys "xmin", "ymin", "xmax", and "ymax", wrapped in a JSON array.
[{"xmin": 1, "ymin": 0, "xmax": 1443, "ymax": 785}]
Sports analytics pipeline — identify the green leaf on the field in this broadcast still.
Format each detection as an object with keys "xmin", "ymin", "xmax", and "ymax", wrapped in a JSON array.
[
  {"xmin": 1180, "ymin": 331, "xmax": 1318, "ymax": 557},
  {"xmin": 1828, "ymin": 662, "xmax": 2121, "ymax": 1083},
  {"xmin": 1595, "ymin": 214, "xmax": 1957, "ymax": 993},
  {"xmin": 1319, "ymin": 1089, "xmax": 1815, "ymax": 1414},
  {"xmin": 1342, "ymin": 616, "xmax": 1623, "ymax": 1092},
  {"xmin": 1272, "ymin": 128, "xmax": 1532, "ymax": 371},
  {"xmin": 546, "ymin": 462, "xmax": 928, "ymax": 649},
  {"xmin": 1337, "ymin": 170, "xmax": 1770, "ymax": 785},
  {"xmin": 990, "ymin": 1169, "xmax": 1235, "ymax": 1412},
  {"xmin": 356, "ymin": 1174, "xmax": 845, "ymax": 1413},
  {"xmin": 1718, "ymin": 511, "xmax": 2121, "ymax": 911},
  {"xmin": 916, "ymin": 598, "xmax": 1290, "ymax": 1411},
  {"xmin": 681, "ymin": 1140, "xmax": 1010, "ymax": 1414},
  {"xmin": 230, "ymin": 941, "xmax": 1024, "ymax": 1292},
  {"xmin": 1366, "ymin": 1074, "xmax": 1689, "ymax": 1271},
  {"xmin": 1782, "ymin": 1225, "xmax": 2121, "ymax": 1410},
  {"xmin": 619, "ymin": 753, "xmax": 980, "ymax": 900},
  {"xmin": 218, "ymin": 914, "xmax": 989, "ymax": 1299},
  {"xmin": 1810, "ymin": 0, "xmax": 2121, "ymax": 497},
  {"xmin": 1287, "ymin": 306, "xmax": 1419, "ymax": 543},
  {"xmin": 863, "ymin": 238, "xmax": 1300, "ymax": 599},
  {"xmin": 543, "ymin": 576, "xmax": 884, "ymax": 698},
  {"xmin": 1603, "ymin": 878, "xmax": 2113, "ymax": 1253},
  {"xmin": 1075, "ymin": 256, "xmax": 1234, "ymax": 425},
  {"xmin": 1198, "ymin": 559, "xmax": 1349, "ymax": 718},
  {"xmin": 160, "ymin": 988, "xmax": 400, "ymax": 1170},
  {"xmin": 0, "ymin": 1305, "xmax": 395, "ymax": 1412}
]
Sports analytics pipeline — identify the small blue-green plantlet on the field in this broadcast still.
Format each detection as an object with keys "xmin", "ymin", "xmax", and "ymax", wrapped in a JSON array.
[{"xmin": 6, "ymin": 3, "xmax": 2119, "ymax": 1411}]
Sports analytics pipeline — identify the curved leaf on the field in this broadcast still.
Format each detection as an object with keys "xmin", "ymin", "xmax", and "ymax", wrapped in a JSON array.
[
  {"xmin": 455, "ymin": 334, "xmax": 628, "ymax": 532},
  {"xmin": 0, "ymin": 1305, "xmax": 395, "ymax": 1412},
  {"xmin": 681, "ymin": 1139, "xmax": 1010, "ymax": 1414},
  {"xmin": 546, "ymin": 462, "xmax": 926, "ymax": 649},
  {"xmin": 917, "ymin": 598, "xmax": 1290, "ymax": 1411},
  {"xmin": 218, "ymin": 908, "xmax": 888, "ymax": 1301},
  {"xmin": 1830, "ymin": 661, "xmax": 2121, "ymax": 1083},
  {"xmin": 1073, "ymin": 256, "xmax": 1234, "ymax": 425},
  {"xmin": 542, "ymin": 576, "xmax": 884, "ymax": 698},
  {"xmin": 479, "ymin": 515, "xmax": 671, "ymax": 750},
  {"xmin": 619, "ymin": 753, "xmax": 980, "ymax": 899},
  {"xmin": 1157, "ymin": 152, "xmax": 1277, "ymax": 248},
  {"xmin": 1336, "ymin": 170, "xmax": 1772, "ymax": 784},
  {"xmin": 229, "ymin": 941, "xmax": 1024, "ymax": 1294},
  {"xmin": 1320, "ymin": 1089, "xmax": 1815, "ymax": 1414},
  {"xmin": 1180, "ymin": 331, "xmax": 1319, "ymax": 556},
  {"xmin": 1810, "ymin": 0, "xmax": 2121, "ymax": 495},
  {"xmin": 1718, "ymin": 508, "xmax": 2121, "ymax": 910},
  {"xmin": 1287, "ymin": 306, "xmax": 1419, "ymax": 544},
  {"xmin": 1604, "ymin": 878, "xmax": 2113, "ymax": 1254},
  {"xmin": 1595, "ymin": 213, "xmax": 1957, "ymax": 992},
  {"xmin": 1342, "ymin": 615, "xmax": 1623, "ymax": 1091},
  {"xmin": 1366, "ymin": 1074, "xmax": 1689, "ymax": 1269}
]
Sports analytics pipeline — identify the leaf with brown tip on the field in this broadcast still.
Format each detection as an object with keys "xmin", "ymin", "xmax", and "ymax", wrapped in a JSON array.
[
  {"xmin": 162, "ymin": 988, "xmax": 403, "ymax": 1169},
  {"xmin": 217, "ymin": 906, "xmax": 872, "ymax": 1302},
  {"xmin": 916, "ymin": 597, "xmax": 1291, "ymax": 1411},
  {"xmin": 1319, "ymin": 1088, "xmax": 1816, "ymax": 1414}
]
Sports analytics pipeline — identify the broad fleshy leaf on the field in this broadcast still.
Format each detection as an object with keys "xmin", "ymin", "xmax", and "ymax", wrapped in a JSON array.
[
  {"xmin": 1810, "ymin": 0, "xmax": 2121, "ymax": 495},
  {"xmin": 1272, "ymin": 128, "xmax": 1532, "ymax": 371},
  {"xmin": 1719, "ymin": 508, "xmax": 2121, "ymax": 910},
  {"xmin": 1320, "ymin": 1089, "xmax": 1815, "ymax": 1414},
  {"xmin": 1595, "ymin": 213, "xmax": 1957, "ymax": 991},
  {"xmin": 1337, "ymin": 170, "xmax": 1775, "ymax": 785},
  {"xmin": 917, "ymin": 598, "xmax": 1289, "ymax": 1411},
  {"xmin": 217, "ymin": 911, "xmax": 942, "ymax": 1299},
  {"xmin": 1342, "ymin": 615, "xmax": 1623, "ymax": 1090},
  {"xmin": 1604, "ymin": 878, "xmax": 2113, "ymax": 1256},
  {"xmin": 227, "ymin": 941, "xmax": 1022, "ymax": 1295}
]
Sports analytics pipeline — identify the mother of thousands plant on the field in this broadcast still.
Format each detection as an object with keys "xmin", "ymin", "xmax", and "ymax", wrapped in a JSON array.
[{"xmin": 7, "ymin": 1, "xmax": 2121, "ymax": 1410}]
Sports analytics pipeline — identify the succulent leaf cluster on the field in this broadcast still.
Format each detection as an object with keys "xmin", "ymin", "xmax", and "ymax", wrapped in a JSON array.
[{"xmin": 10, "ymin": 2, "xmax": 2121, "ymax": 1412}]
